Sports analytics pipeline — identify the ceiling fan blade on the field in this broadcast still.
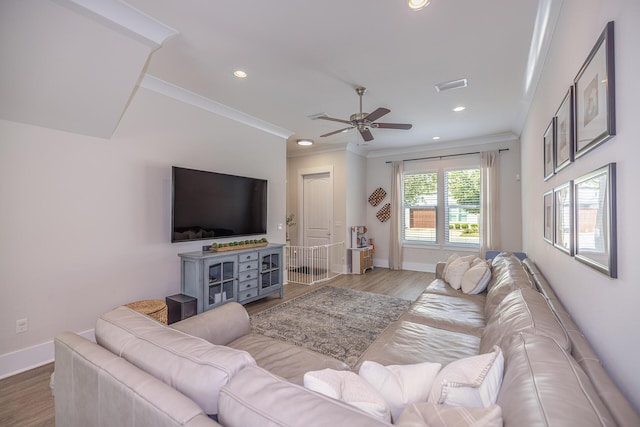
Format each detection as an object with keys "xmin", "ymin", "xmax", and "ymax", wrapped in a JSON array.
[
  {"xmin": 375, "ymin": 123, "xmax": 413, "ymax": 130},
  {"xmin": 320, "ymin": 127, "xmax": 353, "ymax": 138},
  {"xmin": 314, "ymin": 115, "xmax": 353, "ymax": 125},
  {"xmin": 365, "ymin": 107, "xmax": 390, "ymax": 122},
  {"xmin": 359, "ymin": 128, "xmax": 374, "ymax": 142}
]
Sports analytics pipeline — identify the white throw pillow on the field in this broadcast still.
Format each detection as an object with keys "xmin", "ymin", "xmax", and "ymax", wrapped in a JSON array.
[
  {"xmin": 442, "ymin": 253, "xmax": 460, "ymax": 278},
  {"xmin": 461, "ymin": 261, "xmax": 491, "ymax": 295},
  {"xmin": 396, "ymin": 403, "xmax": 503, "ymax": 427},
  {"xmin": 359, "ymin": 360, "xmax": 442, "ymax": 422},
  {"xmin": 444, "ymin": 258, "xmax": 471, "ymax": 290},
  {"xmin": 304, "ymin": 369, "xmax": 391, "ymax": 422},
  {"xmin": 428, "ymin": 346, "xmax": 504, "ymax": 408}
]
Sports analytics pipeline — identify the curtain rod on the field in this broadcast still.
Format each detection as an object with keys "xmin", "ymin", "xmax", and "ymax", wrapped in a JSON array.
[{"xmin": 385, "ymin": 148, "xmax": 509, "ymax": 164}]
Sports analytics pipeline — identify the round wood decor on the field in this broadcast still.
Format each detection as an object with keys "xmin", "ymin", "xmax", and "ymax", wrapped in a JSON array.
[
  {"xmin": 376, "ymin": 203, "xmax": 391, "ymax": 222},
  {"xmin": 368, "ymin": 187, "xmax": 387, "ymax": 206}
]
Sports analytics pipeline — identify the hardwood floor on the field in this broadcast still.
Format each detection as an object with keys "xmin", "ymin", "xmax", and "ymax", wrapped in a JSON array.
[{"xmin": 0, "ymin": 268, "xmax": 433, "ymax": 426}]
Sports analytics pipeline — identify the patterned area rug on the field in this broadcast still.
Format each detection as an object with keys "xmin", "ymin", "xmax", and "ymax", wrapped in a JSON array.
[{"xmin": 250, "ymin": 286, "xmax": 411, "ymax": 367}]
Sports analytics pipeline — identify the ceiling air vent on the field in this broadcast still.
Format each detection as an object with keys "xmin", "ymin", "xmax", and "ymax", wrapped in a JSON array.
[{"xmin": 434, "ymin": 78, "xmax": 468, "ymax": 92}]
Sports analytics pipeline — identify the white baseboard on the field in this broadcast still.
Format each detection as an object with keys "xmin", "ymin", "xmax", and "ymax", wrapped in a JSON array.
[{"xmin": 0, "ymin": 329, "xmax": 95, "ymax": 380}]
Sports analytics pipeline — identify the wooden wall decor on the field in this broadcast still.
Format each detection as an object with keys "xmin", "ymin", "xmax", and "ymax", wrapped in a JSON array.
[{"xmin": 368, "ymin": 187, "xmax": 387, "ymax": 206}]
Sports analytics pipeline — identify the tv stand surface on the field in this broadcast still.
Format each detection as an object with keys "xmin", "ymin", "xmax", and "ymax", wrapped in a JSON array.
[{"xmin": 178, "ymin": 244, "xmax": 284, "ymax": 313}]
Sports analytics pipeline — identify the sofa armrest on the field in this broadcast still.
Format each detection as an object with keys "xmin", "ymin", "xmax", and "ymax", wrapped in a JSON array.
[
  {"xmin": 171, "ymin": 302, "xmax": 249, "ymax": 345},
  {"xmin": 435, "ymin": 262, "xmax": 446, "ymax": 279}
]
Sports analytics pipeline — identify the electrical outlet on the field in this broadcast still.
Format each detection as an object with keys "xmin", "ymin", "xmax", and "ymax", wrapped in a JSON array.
[{"xmin": 16, "ymin": 318, "xmax": 28, "ymax": 334}]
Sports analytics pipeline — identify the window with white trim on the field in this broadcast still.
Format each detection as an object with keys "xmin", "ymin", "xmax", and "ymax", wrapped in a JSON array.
[
  {"xmin": 403, "ymin": 172, "xmax": 438, "ymax": 243},
  {"xmin": 445, "ymin": 168, "xmax": 480, "ymax": 246}
]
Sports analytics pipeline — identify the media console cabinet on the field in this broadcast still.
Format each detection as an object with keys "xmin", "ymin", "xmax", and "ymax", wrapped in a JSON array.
[{"xmin": 178, "ymin": 244, "xmax": 284, "ymax": 314}]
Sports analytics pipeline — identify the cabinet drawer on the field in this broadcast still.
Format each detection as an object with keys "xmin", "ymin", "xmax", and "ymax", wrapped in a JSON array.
[
  {"xmin": 238, "ymin": 269, "xmax": 258, "ymax": 281},
  {"xmin": 239, "ymin": 279, "xmax": 258, "ymax": 291},
  {"xmin": 238, "ymin": 287, "xmax": 259, "ymax": 302},
  {"xmin": 239, "ymin": 252, "xmax": 259, "ymax": 263},
  {"xmin": 239, "ymin": 261, "xmax": 258, "ymax": 272}
]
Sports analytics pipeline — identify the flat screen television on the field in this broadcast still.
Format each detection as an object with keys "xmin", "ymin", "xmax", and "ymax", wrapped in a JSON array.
[{"xmin": 171, "ymin": 166, "xmax": 267, "ymax": 243}]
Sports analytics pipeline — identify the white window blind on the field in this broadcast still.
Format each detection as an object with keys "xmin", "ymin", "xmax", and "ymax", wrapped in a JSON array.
[
  {"xmin": 445, "ymin": 168, "xmax": 481, "ymax": 245},
  {"xmin": 403, "ymin": 172, "xmax": 438, "ymax": 242}
]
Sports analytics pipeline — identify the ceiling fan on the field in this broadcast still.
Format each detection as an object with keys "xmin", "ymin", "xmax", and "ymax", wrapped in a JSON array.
[{"xmin": 313, "ymin": 87, "xmax": 412, "ymax": 142}]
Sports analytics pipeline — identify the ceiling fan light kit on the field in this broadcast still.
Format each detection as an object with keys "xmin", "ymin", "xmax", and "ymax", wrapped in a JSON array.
[
  {"xmin": 408, "ymin": 0, "xmax": 431, "ymax": 11},
  {"xmin": 313, "ymin": 87, "xmax": 413, "ymax": 142}
]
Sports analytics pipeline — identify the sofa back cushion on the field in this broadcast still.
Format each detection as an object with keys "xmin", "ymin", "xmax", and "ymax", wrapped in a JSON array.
[
  {"xmin": 95, "ymin": 306, "xmax": 256, "ymax": 415},
  {"xmin": 480, "ymin": 287, "xmax": 570, "ymax": 354},
  {"xmin": 484, "ymin": 254, "xmax": 534, "ymax": 319},
  {"xmin": 498, "ymin": 332, "xmax": 615, "ymax": 427}
]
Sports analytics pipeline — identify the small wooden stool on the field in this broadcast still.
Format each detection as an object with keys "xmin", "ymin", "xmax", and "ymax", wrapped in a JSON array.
[{"xmin": 124, "ymin": 299, "xmax": 168, "ymax": 324}]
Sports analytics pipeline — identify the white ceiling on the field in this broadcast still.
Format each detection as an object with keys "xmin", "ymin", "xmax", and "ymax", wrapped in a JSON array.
[{"xmin": 1, "ymin": 0, "xmax": 555, "ymax": 155}]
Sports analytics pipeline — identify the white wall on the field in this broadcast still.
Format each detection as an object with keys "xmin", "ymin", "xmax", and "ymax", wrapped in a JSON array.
[
  {"xmin": 0, "ymin": 87, "xmax": 286, "ymax": 374},
  {"xmin": 346, "ymin": 148, "xmax": 367, "ymax": 241},
  {"xmin": 521, "ymin": 0, "xmax": 640, "ymax": 411},
  {"xmin": 366, "ymin": 137, "xmax": 522, "ymax": 271}
]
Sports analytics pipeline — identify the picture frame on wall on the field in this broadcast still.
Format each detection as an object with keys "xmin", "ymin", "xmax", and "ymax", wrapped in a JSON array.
[
  {"xmin": 574, "ymin": 21, "xmax": 615, "ymax": 158},
  {"xmin": 574, "ymin": 163, "xmax": 617, "ymax": 278},
  {"xmin": 543, "ymin": 190, "xmax": 554, "ymax": 244},
  {"xmin": 555, "ymin": 87, "xmax": 574, "ymax": 172},
  {"xmin": 543, "ymin": 118, "xmax": 555, "ymax": 181},
  {"xmin": 554, "ymin": 181, "xmax": 573, "ymax": 255}
]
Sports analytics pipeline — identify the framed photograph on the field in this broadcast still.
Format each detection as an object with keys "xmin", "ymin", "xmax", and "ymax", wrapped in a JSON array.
[
  {"xmin": 555, "ymin": 87, "xmax": 574, "ymax": 172},
  {"xmin": 574, "ymin": 21, "xmax": 615, "ymax": 158},
  {"xmin": 543, "ymin": 190, "xmax": 554, "ymax": 244},
  {"xmin": 554, "ymin": 181, "xmax": 573, "ymax": 255},
  {"xmin": 543, "ymin": 118, "xmax": 555, "ymax": 181},
  {"xmin": 574, "ymin": 163, "xmax": 617, "ymax": 277}
]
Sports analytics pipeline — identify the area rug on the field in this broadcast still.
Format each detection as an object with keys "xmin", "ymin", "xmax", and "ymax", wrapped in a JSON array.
[{"xmin": 250, "ymin": 286, "xmax": 411, "ymax": 367}]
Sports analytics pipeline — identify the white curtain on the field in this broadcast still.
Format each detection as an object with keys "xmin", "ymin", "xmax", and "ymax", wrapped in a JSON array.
[
  {"xmin": 480, "ymin": 151, "xmax": 500, "ymax": 256},
  {"xmin": 389, "ymin": 161, "xmax": 404, "ymax": 270}
]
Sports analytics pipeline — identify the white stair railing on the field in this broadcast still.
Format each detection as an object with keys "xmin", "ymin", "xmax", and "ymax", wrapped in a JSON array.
[{"xmin": 286, "ymin": 242, "xmax": 344, "ymax": 285}]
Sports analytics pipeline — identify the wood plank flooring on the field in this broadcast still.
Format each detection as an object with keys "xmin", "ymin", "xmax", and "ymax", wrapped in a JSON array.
[{"xmin": 0, "ymin": 268, "xmax": 433, "ymax": 426}]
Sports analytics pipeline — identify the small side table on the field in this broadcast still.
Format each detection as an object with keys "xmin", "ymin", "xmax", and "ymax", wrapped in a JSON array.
[
  {"xmin": 124, "ymin": 299, "xmax": 168, "ymax": 324},
  {"xmin": 166, "ymin": 294, "xmax": 197, "ymax": 324}
]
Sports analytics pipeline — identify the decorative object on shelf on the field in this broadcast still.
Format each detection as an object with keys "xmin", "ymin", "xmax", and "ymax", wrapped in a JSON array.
[
  {"xmin": 555, "ymin": 87, "xmax": 574, "ymax": 172},
  {"xmin": 543, "ymin": 190, "xmax": 554, "ymax": 244},
  {"xmin": 543, "ymin": 117, "xmax": 556, "ymax": 181},
  {"xmin": 574, "ymin": 21, "xmax": 616, "ymax": 159},
  {"xmin": 376, "ymin": 203, "xmax": 391, "ymax": 222},
  {"xmin": 210, "ymin": 238, "xmax": 268, "ymax": 252},
  {"xmin": 368, "ymin": 187, "xmax": 387, "ymax": 206},
  {"xmin": 553, "ymin": 181, "xmax": 573, "ymax": 256},
  {"xmin": 574, "ymin": 163, "xmax": 617, "ymax": 278}
]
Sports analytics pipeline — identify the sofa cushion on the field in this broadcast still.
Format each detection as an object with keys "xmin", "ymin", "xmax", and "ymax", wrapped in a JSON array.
[
  {"xmin": 396, "ymin": 403, "xmax": 502, "ymax": 427},
  {"xmin": 498, "ymin": 332, "xmax": 616, "ymax": 426},
  {"xmin": 228, "ymin": 333, "xmax": 349, "ymax": 385},
  {"xmin": 95, "ymin": 306, "xmax": 255, "ymax": 415},
  {"xmin": 359, "ymin": 360, "xmax": 442, "ymax": 422},
  {"xmin": 461, "ymin": 260, "xmax": 492, "ymax": 295},
  {"xmin": 303, "ymin": 369, "xmax": 391, "ymax": 422},
  {"xmin": 484, "ymin": 253, "xmax": 534, "ymax": 318},
  {"xmin": 445, "ymin": 257, "xmax": 472, "ymax": 290},
  {"xmin": 480, "ymin": 287, "xmax": 570, "ymax": 354},
  {"xmin": 401, "ymin": 293, "xmax": 486, "ymax": 337},
  {"xmin": 218, "ymin": 365, "xmax": 391, "ymax": 427},
  {"xmin": 428, "ymin": 346, "xmax": 504, "ymax": 408}
]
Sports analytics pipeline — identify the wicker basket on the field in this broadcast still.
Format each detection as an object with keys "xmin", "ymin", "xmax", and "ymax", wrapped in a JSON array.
[{"xmin": 125, "ymin": 299, "xmax": 168, "ymax": 324}]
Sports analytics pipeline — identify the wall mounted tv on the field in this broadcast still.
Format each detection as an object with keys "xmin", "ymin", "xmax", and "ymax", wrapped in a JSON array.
[{"xmin": 171, "ymin": 166, "xmax": 268, "ymax": 243}]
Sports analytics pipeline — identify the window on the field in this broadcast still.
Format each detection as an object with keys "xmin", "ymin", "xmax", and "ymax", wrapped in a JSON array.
[
  {"xmin": 403, "ymin": 172, "xmax": 437, "ymax": 243},
  {"xmin": 445, "ymin": 168, "xmax": 481, "ymax": 245},
  {"xmin": 401, "ymin": 165, "xmax": 481, "ymax": 247}
]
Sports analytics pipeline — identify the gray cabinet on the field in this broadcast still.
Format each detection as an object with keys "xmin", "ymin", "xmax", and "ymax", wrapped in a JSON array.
[{"xmin": 179, "ymin": 244, "xmax": 284, "ymax": 314}]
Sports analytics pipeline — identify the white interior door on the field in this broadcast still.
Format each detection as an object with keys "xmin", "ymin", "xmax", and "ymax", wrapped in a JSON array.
[{"xmin": 302, "ymin": 172, "xmax": 332, "ymax": 247}]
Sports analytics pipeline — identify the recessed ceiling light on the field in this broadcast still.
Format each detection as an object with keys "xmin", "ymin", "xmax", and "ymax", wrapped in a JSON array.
[
  {"xmin": 297, "ymin": 139, "xmax": 313, "ymax": 146},
  {"xmin": 341, "ymin": 129, "xmax": 349, "ymax": 133},
  {"xmin": 432, "ymin": 136, "xmax": 441, "ymax": 140},
  {"xmin": 408, "ymin": 0, "xmax": 431, "ymax": 11},
  {"xmin": 453, "ymin": 106, "xmax": 466, "ymax": 112},
  {"xmin": 233, "ymin": 70, "xmax": 247, "ymax": 78}
]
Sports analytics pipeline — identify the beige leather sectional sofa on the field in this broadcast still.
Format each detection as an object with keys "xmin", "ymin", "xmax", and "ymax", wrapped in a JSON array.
[{"xmin": 54, "ymin": 253, "xmax": 640, "ymax": 426}]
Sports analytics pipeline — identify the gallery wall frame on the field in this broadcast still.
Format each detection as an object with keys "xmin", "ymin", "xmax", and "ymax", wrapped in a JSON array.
[
  {"xmin": 543, "ymin": 190, "xmax": 554, "ymax": 244},
  {"xmin": 574, "ymin": 163, "xmax": 617, "ymax": 278},
  {"xmin": 555, "ymin": 87, "xmax": 574, "ymax": 172},
  {"xmin": 554, "ymin": 181, "xmax": 573, "ymax": 256},
  {"xmin": 543, "ymin": 118, "xmax": 556, "ymax": 181},
  {"xmin": 574, "ymin": 21, "xmax": 616, "ymax": 158}
]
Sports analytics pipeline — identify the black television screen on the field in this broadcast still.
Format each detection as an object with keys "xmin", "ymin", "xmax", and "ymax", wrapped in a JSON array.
[{"xmin": 171, "ymin": 167, "xmax": 267, "ymax": 242}]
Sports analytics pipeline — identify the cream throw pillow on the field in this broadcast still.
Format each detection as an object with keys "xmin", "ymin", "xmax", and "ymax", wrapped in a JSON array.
[
  {"xmin": 396, "ymin": 403, "xmax": 503, "ymax": 427},
  {"xmin": 428, "ymin": 346, "xmax": 504, "ymax": 408},
  {"xmin": 442, "ymin": 253, "xmax": 460, "ymax": 278},
  {"xmin": 304, "ymin": 369, "xmax": 391, "ymax": 422},
  {"xmin": 461, "ymin": 261, "xmax": 491, "ymax": 295},
  {"xmin": 359, "ymin": 360, "xmax": 442, "ymax": 422},
  {"xmin": 444, "ymin": 257, "xmax": 471, "ymax": 290}
]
